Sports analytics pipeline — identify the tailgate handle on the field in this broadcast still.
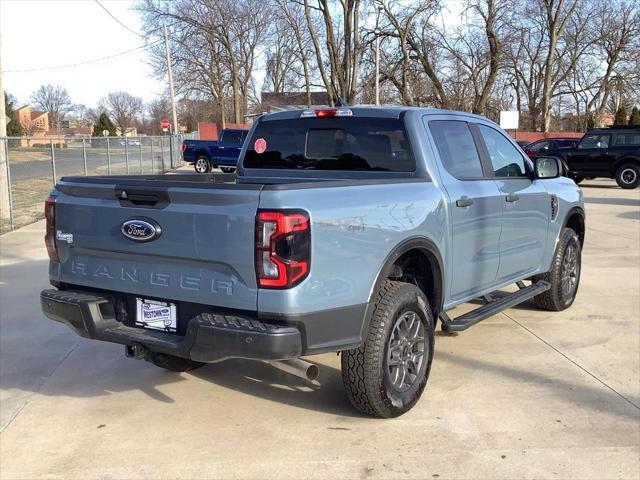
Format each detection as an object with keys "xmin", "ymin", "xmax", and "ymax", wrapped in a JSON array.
[{"xmin": 115, "ymin": 188, "xmax": 168, "ymax": 208}]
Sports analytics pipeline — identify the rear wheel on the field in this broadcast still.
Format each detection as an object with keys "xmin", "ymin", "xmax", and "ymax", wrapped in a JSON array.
[
  {"xmin": 571, "ymin": 175, "xmax": 584, "ymax": 185},
  {"xmin": 148, "ymin": 352, "xmax": 205, "ymax": 372},
  {"xmin": 220, "ymin": 167, "xmax": 236, "ymax": 173},
  {"xmin": 341, "ymin": 280, "xmax": 435, "ymax": 418},
  {"xmin": 194, "ymin": 156, "xmax": 211, "ymax": 173},
  {"xmin": 533, "ymin": 228, "xmax": 581, "ymax": 311},
  {"xmin": 615, "ymin": 163, "xmax": 639, "ymax": 189}
]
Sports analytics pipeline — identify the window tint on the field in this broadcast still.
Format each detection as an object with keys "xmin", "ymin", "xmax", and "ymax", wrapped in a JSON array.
[
  {"xmin": 222, "ymin": 131, "xmax": 243, "ymax": 145},
  {"xmin": 578, "ymin": 134, "xmax": 610, "ymax": 149},
  {"xmin": 616, "ymin": 133, "xmax": 640, "ymax": 146},
  {"xmin": 478, "ymin": 125, "xmax": 528, "ymax": 177},
  {"xmin": 243, "ymin": 118, "xmax": 415, "ymax": 171},
  {"xmin": 429, "ymin": 120, "xmax": 483, "ymax": 178},
  {"xmin": 555, "ymin": 139, "xmax": 576, "ymax": 148},
  {"xmin": 529, "ymin": 140, "xmax": 550, "ymax": 153}
]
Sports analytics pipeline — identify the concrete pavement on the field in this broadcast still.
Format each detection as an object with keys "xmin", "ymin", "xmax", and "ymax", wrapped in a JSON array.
[{"xmin": 0, "ymin": 179, "xmax": 638, "ymax": 479}]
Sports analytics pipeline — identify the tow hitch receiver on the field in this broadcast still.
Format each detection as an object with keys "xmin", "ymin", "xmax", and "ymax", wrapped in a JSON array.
[{"xmin": 125, "ymin": 343, "xmax": 148, "ymax": 359}]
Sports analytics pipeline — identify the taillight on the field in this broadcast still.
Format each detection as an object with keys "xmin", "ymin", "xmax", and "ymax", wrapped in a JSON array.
[
  {"xmin": 181, "ymin": 143, "xmax": 187, "ymax": 153},
  {"xmin": 44, "ymin": 195, "xmax": 59, "ymax": 262},
  {"xmin": 255, "ymin": 210, "xmax": 310, "ymax": 288}
]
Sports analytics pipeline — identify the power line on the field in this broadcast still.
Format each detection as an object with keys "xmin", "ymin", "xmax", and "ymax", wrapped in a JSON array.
[
  {"xmin": 94, "ymin": 0, "xmax": 144, "ymax": 38},
  {"xmin": 4, "ymin": 41, "xmax": 162, "ymax": 73}
]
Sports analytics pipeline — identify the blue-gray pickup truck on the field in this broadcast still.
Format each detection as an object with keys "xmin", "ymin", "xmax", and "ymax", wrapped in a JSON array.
[
  {"xmin": 181, "ymin": 128, "xmax": 249, "ymax": 173},
  {"xmin": 40, "ymin": 106, "xmax": 585, "ymax": 417}
]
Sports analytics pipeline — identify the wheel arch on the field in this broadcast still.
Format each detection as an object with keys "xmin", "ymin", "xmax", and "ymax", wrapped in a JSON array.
[
  {"xmin": 563, "ymin": 206, "xmax": 585, "ymax": 247},
  {"xmin": 194, "ymin": 150, "xmax": 210, "ymax": 161},
  {"xmin": 367, "ymin": 237, "xmax": 444, "ymax": 318},
  {"xmin": 613, "ymin": 156, "xmax": 640, "ymax": 174}
]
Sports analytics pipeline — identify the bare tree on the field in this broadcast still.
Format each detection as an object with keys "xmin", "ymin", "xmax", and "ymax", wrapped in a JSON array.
[
  {"xmin": 133, "ymin": 0, "xmax": 638, "ymax": 133},
  {"xmin": 30, "ymin": 84, "xmax": 73, "ymax": 130},
  {"xmin": 301, "ymin": 0, "xmax": 364, "ymax": 104},
  {"xmin": 139, "ymin": 0, "xmax": 270, "ymax": 124},
  {"xmin": 273, "ymin": 0, "xmax": 315, "ymax": 106},
  {"xmin": 99, "ymin": 91, "xmax": 143, "ymax": 135}
]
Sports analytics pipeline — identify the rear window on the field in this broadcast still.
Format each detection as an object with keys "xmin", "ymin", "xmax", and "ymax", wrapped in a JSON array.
[
  {"xmin": 222, "ymin": 130, "xmax": 244, "ymax": 145},
  {"xmin": 243, "ymin": 118, "xmax": 415, "ymax": 171}
]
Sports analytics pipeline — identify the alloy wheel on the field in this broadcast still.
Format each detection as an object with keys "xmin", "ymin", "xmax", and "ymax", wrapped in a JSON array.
[
  {"xmin": 386, "ymin": 311, "xmax": 426, "ymax": 393},
  {"xmin": 561, "ymin": 243, "xmax": 579, "ymax": 299}
]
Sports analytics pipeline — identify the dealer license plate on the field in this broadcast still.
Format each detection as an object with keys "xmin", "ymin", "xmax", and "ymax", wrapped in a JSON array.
[{"xmin": 135, "ymin": 298, "xmax": 177, "ymax": 332}]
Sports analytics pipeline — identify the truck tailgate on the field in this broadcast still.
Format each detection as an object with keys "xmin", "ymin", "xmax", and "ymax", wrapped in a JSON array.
[{"xmin": 50, "ymin": 178, "xmax": 261, "ymax": 311}]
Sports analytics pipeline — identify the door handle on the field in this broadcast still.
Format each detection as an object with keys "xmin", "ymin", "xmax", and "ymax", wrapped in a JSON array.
[
  {"xmin": 505, "ymin": 193, "xmax": 519, "ymax": 203},
  {"xmin": 456, "ymin": 197, "xmax": 474, "ymax": 208}
]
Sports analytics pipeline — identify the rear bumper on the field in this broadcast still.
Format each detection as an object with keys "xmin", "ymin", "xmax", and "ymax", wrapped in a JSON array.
[{"xmin": 40, "ymin": 289, "xmax": 302, "ymax": 363}]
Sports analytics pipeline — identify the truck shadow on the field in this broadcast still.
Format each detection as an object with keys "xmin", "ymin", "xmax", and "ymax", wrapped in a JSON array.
[
  {"xmin": 0, "ymin": 258, "xmax": 360, "ymax": 419},
  {"xmin": 192, "ymin": 358, "xmax": 360, "ymax": 417}
]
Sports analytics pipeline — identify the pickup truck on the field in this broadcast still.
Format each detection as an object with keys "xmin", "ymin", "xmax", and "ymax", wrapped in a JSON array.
[
  {"xmin": 181, "ymin": 128, "xmax": 249, "ymax": 173},
  {"xmin": 40, "ymin": 106, "xmax": 585, "ymax": 418},
  {"xmin": 545, "ymin": 126, "xmax": 640, "ymax": 189}
]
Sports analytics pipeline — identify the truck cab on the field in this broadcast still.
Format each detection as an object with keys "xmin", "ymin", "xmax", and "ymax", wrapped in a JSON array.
[
  {"xmin": 41, "ymin": 106, "xmax": 585, "ymax": 418},
  {"xmin": 181, "ymin": 128, "xmax": 249, "ymax": 173}
]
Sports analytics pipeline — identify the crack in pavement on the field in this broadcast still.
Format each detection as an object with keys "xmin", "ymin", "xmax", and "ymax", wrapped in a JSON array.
[{"xmin": 502, "ymin": 311, "xmax": 640, "ymax": 411}]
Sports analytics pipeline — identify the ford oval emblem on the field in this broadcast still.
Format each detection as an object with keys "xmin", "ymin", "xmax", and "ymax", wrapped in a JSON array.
[{"xmin": 121, "ymin": 218, "xmax": 161, "ymax": 243}]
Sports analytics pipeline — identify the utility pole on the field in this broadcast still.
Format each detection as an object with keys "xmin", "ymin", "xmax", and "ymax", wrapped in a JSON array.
[
  {"xmin": 375, "ymin": 33, "xmax": 380, "ymax": 106},
  {"xmin": 163, "ymin": 23, "xmax": 179, "ymax": 136},
  {"xmin": 0, "ymin": 28, "xmax": 11, "ymax": 223},
  {"xmin": 374, "ymin": 5, "xmax": 383, "ymax": 106}
]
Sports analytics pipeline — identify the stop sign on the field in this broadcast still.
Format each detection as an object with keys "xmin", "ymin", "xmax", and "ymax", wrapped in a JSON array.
[{"xmin": 160, "ymin": 119, "xmax": 170, "ymax": 129}]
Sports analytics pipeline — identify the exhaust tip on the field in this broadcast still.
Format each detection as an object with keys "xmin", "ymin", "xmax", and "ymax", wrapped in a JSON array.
[{"xmin": 306, "ymin": 364, "xmax": 320, "ymax": 381}]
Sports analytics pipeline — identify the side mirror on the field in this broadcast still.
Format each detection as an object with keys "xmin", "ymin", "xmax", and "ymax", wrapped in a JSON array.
[{"xmin": 534, "ymin": 156, "xmax": 561, "ymax": 179}]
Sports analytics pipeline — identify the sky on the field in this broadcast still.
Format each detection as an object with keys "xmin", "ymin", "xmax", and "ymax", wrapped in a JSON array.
[
  {"xmin": 1, "ymin": 0, "xmax": 465, "ymax": 109},
  {"xmin": 1, "ymin": 0, "xmax": 165, "ymax": 108}
]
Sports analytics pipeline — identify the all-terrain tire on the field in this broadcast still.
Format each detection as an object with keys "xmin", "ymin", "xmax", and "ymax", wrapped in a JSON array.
[
  {"xmin": 148, "ymin": 352, "xmax": 205, "ymax": 372},
  {"xmin": 533, "ymin": 228, "xmax": 581, "ymax": 311},
  {"xmin": 341, "ymin": 280, "xmax": 435, "ymax": 418},
  {"xmin": 615, "ymin": 163, "xmax": 639, "ymax": 189}
]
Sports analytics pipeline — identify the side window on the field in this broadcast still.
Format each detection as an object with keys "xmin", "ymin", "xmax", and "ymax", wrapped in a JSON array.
[
  {"xmin": 429, "ymin": 120, "xmax": 484, "ymax": 179},
  {"xmin": 477, "ymin": 125, "xmax": 528, "ymax": 178},
  {"xmin": 529, "ymin": 140, "xmax": 550, "ymax": 153},
  {"xmin": 222, "ymin": 131, "xmax": 242, "ymax": 145},
  {"xmin": 615, "ymin": 133, "xmax": 640, "ymax": 146},
  {"xmin": 578, "ymin": 134, "xmax": 610, "ymax": 149}
]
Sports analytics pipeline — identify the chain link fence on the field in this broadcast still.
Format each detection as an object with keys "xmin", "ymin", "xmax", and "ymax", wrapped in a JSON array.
[{"xmin": 0, "ymin": 134, "xmax": 196, "ymax": 234}]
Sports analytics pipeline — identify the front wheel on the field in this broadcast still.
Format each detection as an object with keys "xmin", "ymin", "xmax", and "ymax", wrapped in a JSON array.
[
  {"xmin": 615, "ymin": 163, "xmax": 639, "ymax": 189},
  {"xmin": 533, "ymin": 228, "xmax": 581, "ymax": 311},
  {"xmin": 220, "ymin": 167, "xmax": 236, "ymax": 173},
  {"xmin": 341, "ymin": 280, "xmax": 435, "ymax": 418},
  {"xmin": 194, "ymin": 156, "xmax": 211, "ymax": 173}
]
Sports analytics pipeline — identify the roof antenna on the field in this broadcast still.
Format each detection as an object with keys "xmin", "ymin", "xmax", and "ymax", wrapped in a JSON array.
[{"xmin": 334, "ymin": 96, "xmax": 347, "ymax": 107}]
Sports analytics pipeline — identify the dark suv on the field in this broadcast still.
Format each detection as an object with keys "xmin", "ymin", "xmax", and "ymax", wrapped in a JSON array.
[{"xmin": 547, "ymin": 126, "xmax": 640, "ymax": 189}]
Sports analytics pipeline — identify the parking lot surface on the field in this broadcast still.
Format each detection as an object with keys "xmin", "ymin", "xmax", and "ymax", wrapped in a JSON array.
[{"xmin": 1, "ymin": 179, "xmax": 638, "ymax": 479}]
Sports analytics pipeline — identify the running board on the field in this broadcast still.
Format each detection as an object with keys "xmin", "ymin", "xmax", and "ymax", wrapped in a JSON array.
[{"xmin": 440, "ymin": 281, "xmax": 551, "ymax": 332}]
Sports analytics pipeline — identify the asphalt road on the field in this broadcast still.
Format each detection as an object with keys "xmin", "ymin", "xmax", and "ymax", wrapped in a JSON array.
[
  {"xmin": 7, "ymin": 145, "xmax": 175, "ymax": 182},
  {"xmin": 0, "ymin": 179, "xmax": 638, "ymax": 479}
]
